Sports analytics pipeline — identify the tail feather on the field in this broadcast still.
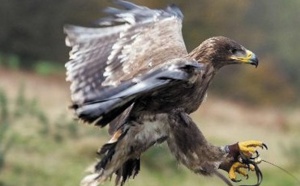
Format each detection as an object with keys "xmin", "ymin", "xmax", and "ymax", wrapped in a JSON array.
[
  {"xmin": 96, "ymin": 128, "xmax": 128, "ymax": 170},
  {"xmin": 115, "ymin": 158, "xmax": 140, "ymax": 186},
  {"xmin": 81, "ymin": 124, "xmax": 144, "ymax": 186},
  {"xmin": 80, "ymin": 173, "xmax": 103, "ymax": 186},
  {"xmin": 95, "ymin": 142, "xmax": 117, "ymax": 171}
]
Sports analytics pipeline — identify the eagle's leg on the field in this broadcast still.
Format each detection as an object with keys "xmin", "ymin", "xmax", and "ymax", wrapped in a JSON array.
[
  {"xmin": 167, "ymin": 112, "xmax": 229, "ymax": 175},
  {"xmin": 167, "ymin": 111, "xmax": 267, "ymax": 183},
  {"xmin": 81, "ymin": 117, "xmax": 169, "ymax": 186}
]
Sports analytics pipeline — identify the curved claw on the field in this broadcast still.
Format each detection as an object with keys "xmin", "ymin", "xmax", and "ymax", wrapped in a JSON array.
[
  {"xmin": 229, "ymin": 162, "xmax": 255, "ymax": 182},
  {"xmin": 225, "ymin": 140, "xmax": 267, "ymax": 185},
  {"xmin": 249, "ymin": 151, "xmax": 263, "ymax": 163},
  {"xmin": 238, "ymin": 141, "xmax": 267, "ymax": 158},
  {"xmin": 262, "ymin": 143, "xmax": 268, "ymax": 150},
  {"xmin": 236, "ymin": 167, "xmax": 250, "ymax": 179},
  {"xmin": 249, "ymin": 151, "xmax": 259, "ymax": 160}
]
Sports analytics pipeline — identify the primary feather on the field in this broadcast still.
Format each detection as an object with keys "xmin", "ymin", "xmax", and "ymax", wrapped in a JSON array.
[{"xmin": 65, "ymin": 1, "xmax": 188, "ymax": 126}]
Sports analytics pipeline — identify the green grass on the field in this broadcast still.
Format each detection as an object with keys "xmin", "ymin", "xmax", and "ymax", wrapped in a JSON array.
[
  {"xmin": 0, "ymin": 53, "xmax": 21, "ymax": 70},
  {"xmin": 0, "ymin": 52, "xmax": 64, "ymax": 76},
  {"xmin": 34, "ymin": 60, "xmax": 64, "ymax": 76}
]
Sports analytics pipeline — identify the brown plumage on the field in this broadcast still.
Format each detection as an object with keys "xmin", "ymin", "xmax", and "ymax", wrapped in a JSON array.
[{"xmin": 64, "ymin": 1, "xmax": 264, "ymax": 186}]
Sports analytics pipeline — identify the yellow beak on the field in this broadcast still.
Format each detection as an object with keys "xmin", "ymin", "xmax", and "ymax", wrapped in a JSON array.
[{"xmin": 231, "ymin": 49, "xmax": 259, "ymax": 67}]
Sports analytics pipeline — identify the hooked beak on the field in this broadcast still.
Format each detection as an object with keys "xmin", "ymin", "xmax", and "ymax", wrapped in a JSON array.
[{"xmin": 230, "ymin": 49, "xmax": 259, "ymax": 67}]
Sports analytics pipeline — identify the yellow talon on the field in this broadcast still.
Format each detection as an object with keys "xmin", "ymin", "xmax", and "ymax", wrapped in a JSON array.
[
  {"xmin": 229, "ymin": 162, "xmax": 255, "ymax": 182},
  {"xmin": 229, "ymin": 162, "xmax": 243, "ymax": 181},
  {"xmin": 236, "ymin": 167, "xmax": 248, "ymax": 178},
  {"xmin": 225, "ymin": 141, "xmax": 267, "ymax": 183},
  {"xmin": 237, "ymin": 164, "xmax": 255, "ymax": 177},
  {"xmin": 238, "ymin": 140, "xmax": 267, "ymax": 157}
]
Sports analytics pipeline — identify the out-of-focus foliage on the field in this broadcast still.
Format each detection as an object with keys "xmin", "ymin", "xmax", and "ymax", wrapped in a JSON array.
[
  {"xmin": 1, "ymin": 0, "xmax": 299, "ymax": 105},
  {"xmin": 0, "ymin": 0, "xmax": 109, "ymax": 68},
  {"xmin": 0, "ymin": 81, "xmax": 299, "ymax": 186}
]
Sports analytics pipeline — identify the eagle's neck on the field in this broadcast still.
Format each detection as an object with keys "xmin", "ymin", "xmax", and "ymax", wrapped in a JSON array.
[
  {"xmin": 188, "ymin": 43, "xmax": 215, "ymax": 63},
  {"xmin": 185, "ymin": 63, "xmax": 216, "ymax": 113},
  {"xmin": 188, "ymin": 43, "xmax": 225, "ymax": 70}
]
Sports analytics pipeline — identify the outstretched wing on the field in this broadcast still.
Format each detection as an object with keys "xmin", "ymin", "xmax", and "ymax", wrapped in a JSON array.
[
  {"xmin": 71, "ymin": 60, "xmax": 204, "ymax": 126},
  {"xmin": 65, "ymin": 0, "xmax": 187, "ymax": 106}
]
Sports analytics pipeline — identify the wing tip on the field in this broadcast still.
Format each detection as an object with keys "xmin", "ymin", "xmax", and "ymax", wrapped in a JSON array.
[
  {"xmin": 166, "ymin": 4, "xmax": 184, "ymax": 19},
  {"xmin": 97, "ymin": 0, "xmax": 183, "ymax": 26},
  {"xmin": 114, "ymin": 0, "xmax": 145, "ymax": 10}
]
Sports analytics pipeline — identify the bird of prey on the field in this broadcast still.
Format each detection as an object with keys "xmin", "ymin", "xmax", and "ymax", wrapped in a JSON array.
[{"xmin": 64, "ymin": 1, "xmax": 267, "ymax": 186}]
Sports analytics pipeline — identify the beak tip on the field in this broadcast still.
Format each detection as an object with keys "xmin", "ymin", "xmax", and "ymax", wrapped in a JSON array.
[
  {"xmin": 253, "ymin": 61, "xmax": 258, "ymax": 68},
  {"xmin": 250, "ymin": 54, "xmax": 259, "ymax": 68}
]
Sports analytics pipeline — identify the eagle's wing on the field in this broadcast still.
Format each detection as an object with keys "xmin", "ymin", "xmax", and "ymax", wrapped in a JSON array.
[
  {"xmin": 64, "ymin": 1, "xmax": 193, "ymax": 126},
  {"xmin": 72, "ymin": 60, "xmax": 203, "ymax": 126},
  {"xmin": 65, "ymin": 1, "xmax": 199, "ymax": 125},
  {"xmin": 65, "ymin": 1, "xmax": 187, "ymax": 104}
]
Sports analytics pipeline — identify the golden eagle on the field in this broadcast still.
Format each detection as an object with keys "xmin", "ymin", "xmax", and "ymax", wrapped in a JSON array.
[{"xmin": 64, "ymin": 1, "xmax": 267, "ymax": 186}]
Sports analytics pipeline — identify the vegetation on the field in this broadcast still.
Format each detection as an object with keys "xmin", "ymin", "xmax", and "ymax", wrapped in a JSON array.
[
  {"xmin": 0, "ymin": 89, "xmax": 11, "ymax": 174},
  {"xmin": 0, "ymin": 72, "xmax": 299, "ymax": 186}
]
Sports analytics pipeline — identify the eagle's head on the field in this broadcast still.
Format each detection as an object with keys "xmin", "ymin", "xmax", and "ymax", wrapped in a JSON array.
[{"xmin": 190, "ymin": 36, "xmax": 258, "ymax": 69}]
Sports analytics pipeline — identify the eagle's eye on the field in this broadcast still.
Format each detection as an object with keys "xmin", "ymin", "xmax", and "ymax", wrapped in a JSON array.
[{"xmin": 229, "ymin": 48, "xmax": 238, "ymax": 54}]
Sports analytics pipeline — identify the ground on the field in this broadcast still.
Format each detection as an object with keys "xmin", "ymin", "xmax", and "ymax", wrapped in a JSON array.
[{"xmin": 0, "ymin": 68, "xmax": 299, "ymax": 186}]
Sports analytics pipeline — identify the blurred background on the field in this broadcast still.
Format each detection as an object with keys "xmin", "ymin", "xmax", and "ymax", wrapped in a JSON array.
[{"xmin": 0, "ymin": 0, "xmax": 299, "ymax": 186}]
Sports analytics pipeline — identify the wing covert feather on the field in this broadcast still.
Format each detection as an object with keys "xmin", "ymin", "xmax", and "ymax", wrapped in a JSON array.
[
  {"xmin": 72, "ymin": 60, "xmax": 204, "ymax": 126},
  {"xmin": 65, "ymin": 1, "xmax": 188, "ymax": 106}
]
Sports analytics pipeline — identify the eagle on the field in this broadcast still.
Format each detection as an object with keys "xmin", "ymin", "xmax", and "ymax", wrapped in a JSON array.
[{"xmin": 64, "ymin": 1, "xmax": 267, "ymax": 186}]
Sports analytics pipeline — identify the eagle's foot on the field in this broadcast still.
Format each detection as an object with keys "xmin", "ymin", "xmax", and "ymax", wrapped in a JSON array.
[
  {"xmin": 222, "ymin": 140, "xmax": 267, "ymax": 184},
  {"xmin": 238, "ymin": 140, "xmax": 267, "ymax": 158},
  {"xmin": 229, "ymin": 162, "xmax": 255, "ymax": 182}
]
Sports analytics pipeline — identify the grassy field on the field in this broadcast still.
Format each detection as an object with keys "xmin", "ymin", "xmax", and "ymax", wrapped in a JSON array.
[{"xmin": 0, "ymin": 68, "xmax": 299, "ymax": 186}]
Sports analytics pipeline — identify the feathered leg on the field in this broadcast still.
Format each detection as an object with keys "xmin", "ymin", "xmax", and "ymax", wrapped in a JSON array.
[
  {"xmin": 167, "ymin": 111, "xmax": 227, "ymax": 175},
  {"xmin": 167, "ymin": 111, "xmax": 267, "ymax": 185},
  {"xmin": 81, "ymin": 116, "xmax": 169, "ymax": 186}
]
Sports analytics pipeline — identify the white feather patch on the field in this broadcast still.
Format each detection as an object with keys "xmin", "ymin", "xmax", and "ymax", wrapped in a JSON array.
[{"xmin": 80, "ymin": 173, "xmax": 101, "ymax": 186}]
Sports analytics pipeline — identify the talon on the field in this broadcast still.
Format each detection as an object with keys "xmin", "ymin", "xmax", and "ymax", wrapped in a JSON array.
[
  {"xmin": 262, "ymin": 143, "xmax": 268, "ymax": 150},
  {"xmin": 236, "ymin": 167, "xmax": 248, "ymax": 179},
  {"xmin": 255, "ymin": 150, "xmax": 259, "ymax": 158},
  {"xmin": 248, "ymin": 164, "xmax": 255, "ymax": 171},
  {"xmin": 250, "ymin": 151, "xmax": 259, "ymax": 160},
  {"xmin": 244, "ymin": 163, "xmax": 255, "ymax": 171},
  {"xmin": 238, "ymin": 140, "xmax": 267, "ymax": 157},
  {"xmin": 229, "ymin": 162, "xmax": 254, "ymax": 182}
]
